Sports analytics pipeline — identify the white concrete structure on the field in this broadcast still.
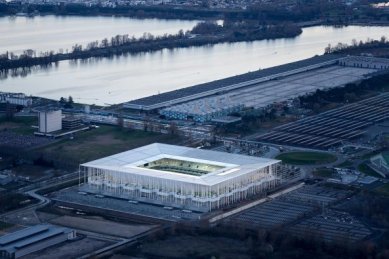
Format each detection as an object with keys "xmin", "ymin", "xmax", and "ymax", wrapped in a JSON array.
[
  {"xmin": 38, "ymin": 109, "xmax": 62, "ymax": 133},
  {"xmin": 80, "ymin": 143, "xmax": 281, "ymax": 212}
]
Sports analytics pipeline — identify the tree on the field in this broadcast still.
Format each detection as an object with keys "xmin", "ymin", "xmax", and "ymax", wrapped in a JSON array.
[
  {"xmin": 64, "ymin": 96, "xmax": 74, "ymax": 108},
  {"xmin": 5, "ymin": 102, "xmax": 15, "ymax": 120},
  {"xmin": 169, "ymin": 122, "xmax": 178, "ymax": 135},
  {"xmin": 59, "ymin": 97, "xmax": 66, "ymax": 105}
]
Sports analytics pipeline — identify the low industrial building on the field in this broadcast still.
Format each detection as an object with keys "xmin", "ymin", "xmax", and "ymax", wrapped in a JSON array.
[
  {"xmin": 79, "ymin": 143, "xmax": 281, "ymax": 212},
  {"xmin": 0, "ymin": 224, "xmax": 76, "ymax": 259},
  {"xmin": 62, "ymin": 116, "xmax": 82, "ymax": 130}
]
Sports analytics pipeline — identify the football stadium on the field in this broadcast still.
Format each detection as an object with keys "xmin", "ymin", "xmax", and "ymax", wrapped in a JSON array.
[{"xmin": 79, "ymin": 144, "xmax": 280, "ymax": 212}]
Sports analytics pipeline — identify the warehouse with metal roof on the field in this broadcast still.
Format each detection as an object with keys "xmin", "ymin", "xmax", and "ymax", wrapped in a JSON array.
[{"xmin": 0, "ymin": 224, "xmax": 76, "ymax": 259}]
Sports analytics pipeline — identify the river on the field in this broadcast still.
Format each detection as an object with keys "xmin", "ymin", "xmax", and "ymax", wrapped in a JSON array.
[
  {"xmin": 0, "ymin": 15, "xmax": 199, "ymax": 54},
  {"xmin": 0, "ymin": 21, "xmax": 388, "ymax": 105}
]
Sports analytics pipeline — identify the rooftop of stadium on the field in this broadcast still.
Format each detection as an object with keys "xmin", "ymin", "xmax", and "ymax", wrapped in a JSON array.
[{"xmin": 81, "ymin": 143, "xmax": 280, "ymax": 185}]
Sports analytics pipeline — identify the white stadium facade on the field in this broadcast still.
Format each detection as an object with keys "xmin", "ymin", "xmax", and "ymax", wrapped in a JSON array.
[{"xmin": 79, "ymin": 143, "xmax": 281, "ymax": 212}]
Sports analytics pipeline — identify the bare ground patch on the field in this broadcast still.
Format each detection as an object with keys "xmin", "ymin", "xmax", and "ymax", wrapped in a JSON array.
[{"xmin": 50, "ymin": 215, "xmax": 157, "ymax": 238}]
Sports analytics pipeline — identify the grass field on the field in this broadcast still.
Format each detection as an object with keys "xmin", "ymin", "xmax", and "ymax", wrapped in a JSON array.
[
  {"xmin": 138, "ymin": 235, "xmax": 250, "ymax": 258},
  {"xmin": 336, "ymin": 160, "xmax": 354, "ymax": 168},
  {"xmin": 312, "ymin": 168, "xmax": 334, "ymax": 178},
  {"xmin": 276, "ymin": 152, "xmax": 337, "ymax": 165},
  {"xmin": 376, "ymin": 184, "xmax": 389, "ymax": 196},
  {"xmin": 0, "ymin": 193, "xmax": 36, "ymax": 214},
  {"xmin": 360, "ymin": 150, "xmax": 384, "ymax": 160},
  {"xmin": 0, "ymin": 221, "xmax": 13, "ymax": 231},
  {"xmin": 38, "ymin": 125, "xmax": 181, "ymax": 165},
  {"xmin": 0, "ymin": 116, "xmax": 37, "ymax": 135},
  {"xmin": 357, "ymin": 162, "xmax": 382, "ymax": 178}
]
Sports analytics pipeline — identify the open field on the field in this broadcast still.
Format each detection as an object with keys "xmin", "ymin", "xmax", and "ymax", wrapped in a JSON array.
[
  {"xmin": 135, "ymin": 235, "xmax": 251, "ymax": 259},
  {"xmin": 37, "ymin": 126, "xmax": 181, "ymax": 165},
  {"xmin": 375, "ymin": 184, "xmax": 389, "ymax": 196},
  {"xmin": 21, "ymin": 236, "xmax": 112, "ymax": 259},
  {"xmin": 276, "ymin": 152, "xmax": 337, "ymax": 165},
  {"xmin": 0, "ymin": 193, "xmax": 36, "ymax": 213},
  {"xmin": 312, "ymin": 168, "xmax": 334, "ymax": 178},
  {"xmin": 357, "ymin": 162, "xmax": 382, "ymax": 178},
  {"xmin": 336, "ymin": 160, "xmax": 354, "ymax": 168},
  {"xmin": 12, "ymin": 164, "xmax": 53, "ymax": 181},
  {"xmin": 0, "ymin": 221, "xmax": 13, "ymax": 231},
  {"xmin": 50, "ymin": 215, "xmax": 156, "ymax": 238},
  {"xmin": 360, "ymin": 149, "xmax": 384, "ymax": 160},
  {"xmin": 0, "ymin": 116, "xmax": 37, "ymax": 135}
]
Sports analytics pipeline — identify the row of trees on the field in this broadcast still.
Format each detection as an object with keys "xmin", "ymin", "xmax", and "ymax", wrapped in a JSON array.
[
  {"xmin": 2, "ymin": 0, "xmax": 387, "ymax": 23},
  {"xmin": 299, "ymin": 72, "xmax": 389, "ymax": 111},
  {"xmin": 138, "ymin": 218, "xmax": 387, "ymax": 259},
  {"xmin": 0, "ymin": 21, "xmax": 302, "ymax": 71},
  {"xmin": 325, "ymin": 36, "xmax": 389, "ymax": 55},
  {"xmin": 59, "ymin": 96, "xmax": 74, "ymax": 108}
]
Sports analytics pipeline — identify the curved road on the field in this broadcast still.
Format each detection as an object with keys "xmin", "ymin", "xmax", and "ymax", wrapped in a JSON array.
[{"xmin": 0, "ymin": 188, "xmax": 50, "ymax": 219}]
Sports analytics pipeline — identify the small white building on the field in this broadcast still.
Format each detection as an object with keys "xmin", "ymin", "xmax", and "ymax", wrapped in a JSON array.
[{"xmin": 38, "ymin": 109, "xmax": 62, "ymax": 133}]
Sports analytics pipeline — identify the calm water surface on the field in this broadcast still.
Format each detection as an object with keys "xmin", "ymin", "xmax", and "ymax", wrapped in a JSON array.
[
  {"xmin": 0, "ymin": 15, "xmax": 199, "ymax": 54},
  {"xmin": 1, "ymin": 24, "xmax": 388, "ymax": 105}
]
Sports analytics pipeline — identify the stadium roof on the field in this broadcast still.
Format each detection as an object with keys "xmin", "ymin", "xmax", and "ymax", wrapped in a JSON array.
[
  {"xmin": 82, "ymin": 143, "xmax": 280, "ymax": 186},
  {"xmin": 124, "ymin": 54, "xmax": 343, "ymax": 110}
]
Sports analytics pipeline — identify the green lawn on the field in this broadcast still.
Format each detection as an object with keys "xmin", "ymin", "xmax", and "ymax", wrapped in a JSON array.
[
  {"xmin": 357, "ymin": 162, "xmax": 382, "ymax": 178},
  {"xmin": 360, "ymin": 150, "xmax": 383, "ymax": 160},
  {"xmin": 276, "ymin": 152, "xmax": 337, "ymax": 165},
  {"xmin": 0, "ymin": 221, "xmax": 13, "ymax": 231},
  {"xmin": 38, "ymin": 125, "xmax": 181, "ymax": 165},
  {"xmin": 0, "ymin": 116, "xmax": 37, "ymax": 135},
  {"xmin": 375, "ymin": 184, "xmax": 389, "ymax": 196},
  {"xmin": 336, "ymin": 160, "xmax": 354, "ymax": 168},
  {"xmin": 312, "ymin": 168, "xmax": 334, "ymax": 178},
  {"xmin": 0, "ymin": 193, "xmax": 35, "ymax": 214}
]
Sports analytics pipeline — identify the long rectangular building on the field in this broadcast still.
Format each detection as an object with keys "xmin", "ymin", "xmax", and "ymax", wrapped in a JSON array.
[
  {"xmin": 0, "ymin": 224, "xmax": 76, "ymax": 259},
  {"xmin": 80, "ymin": 143, "xmax": 281, "ymax": 212},
  {"xmin": 125, "ymin": 55, "xmax": 389, "ymax": 123},
  {"xmin": 124, "ymin": 54, "xmax": 344, "ymax": 111}
]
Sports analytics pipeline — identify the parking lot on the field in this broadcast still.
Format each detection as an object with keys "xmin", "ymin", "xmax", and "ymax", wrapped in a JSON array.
[
  {"xmin": 225, "ymin": 198, "xmax": 316, "ymax": 229},
  {"xmin": 258, "ymin": 93, "xmax": 389, "ymax": 149},
  {"xmin": 288, "ymin": 210, "xmax": 372, "ymax": 243},
  {"xmin": 51, "ymin": 187, "xmax": 203, "ymax": 222},
  {"xmin": 224, "ymin": 184, "xmax": 363, "ymax": 242}
]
